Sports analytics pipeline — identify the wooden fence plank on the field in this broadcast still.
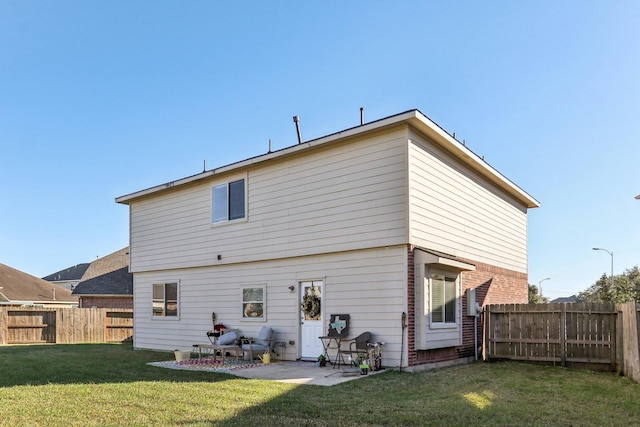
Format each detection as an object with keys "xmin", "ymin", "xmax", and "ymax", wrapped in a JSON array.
[
  {"xmin": 0, "ymin": 307, "xmax": 133, "ymax": 345},
  {"xmin": 485, "ymin": 302, "xmax": 624, "ymax": 373}
]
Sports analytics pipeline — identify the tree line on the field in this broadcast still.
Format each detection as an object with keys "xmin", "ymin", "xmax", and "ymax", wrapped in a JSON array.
[{"xmin": 529, "ymin": 266, "xmax": 640, "ymax": 304}]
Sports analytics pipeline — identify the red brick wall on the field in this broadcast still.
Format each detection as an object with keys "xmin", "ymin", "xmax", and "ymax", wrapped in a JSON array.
[
  {"xmin": 407, "ymin": 245, "xmax": 528, "ymax": 366},
  {"xmin": 462, "ymin": 261, "xmax": 529, "ymax": 306},
  {"xmin": 79, "ymin": 296, "xmax": 133, "ymax": 309}
]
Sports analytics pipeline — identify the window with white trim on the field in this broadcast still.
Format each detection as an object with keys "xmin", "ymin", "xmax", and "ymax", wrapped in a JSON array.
[
  {"xmin": 152, "ymin": 282, "xmax": 178, "ymax": 317},
  {"xmin": 430, "ymin": 274, "xmax": 457, "ymax": 325},
  {"xmin": 213, "ymin": 179, "xmax": 245, "ymax": 223},
  {"xmin": 242, "ymin": 285, "xmax": 265, "ymax": 320}
]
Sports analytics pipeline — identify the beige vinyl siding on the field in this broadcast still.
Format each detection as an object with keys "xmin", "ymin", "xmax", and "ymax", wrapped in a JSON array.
[
  {"xmin": 408, "ymin": 132, "xmax": 529, "ymax": 272},
  {"xmin": 132, "ymin": 246, "xmax": 407, "ymax": 368},
  {"xmin": 129, "ymin": 129, "xmax": 409, "ymax": 273}
]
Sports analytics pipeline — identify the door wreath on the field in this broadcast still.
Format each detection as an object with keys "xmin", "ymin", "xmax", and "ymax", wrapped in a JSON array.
[{"xmin": 301, "ymin": 287, "xmax": 321, "ymax": 319}]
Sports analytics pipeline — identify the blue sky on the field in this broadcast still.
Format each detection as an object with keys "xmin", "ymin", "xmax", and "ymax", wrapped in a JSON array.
[{"xmin": 1, "ymin": 1, "xmax": 638, "ymax": 300}]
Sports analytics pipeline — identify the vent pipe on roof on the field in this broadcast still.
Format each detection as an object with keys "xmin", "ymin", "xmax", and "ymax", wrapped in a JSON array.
[
  {"xmin": 360, "ymin": 107, "xmax": 364, "ymax": 125},
  {"xmin": 293, "ymin": 116, "xmax": 302, "ymax": 144},
  {"xmin": 52, "ymin": 288, "xmax": 56, "ymax": 301}
]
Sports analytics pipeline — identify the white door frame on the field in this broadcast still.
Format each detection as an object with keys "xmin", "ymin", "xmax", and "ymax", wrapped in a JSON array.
[{"xmin": 299, "ymin": 280, "xmax": 324, "ymax": 360}]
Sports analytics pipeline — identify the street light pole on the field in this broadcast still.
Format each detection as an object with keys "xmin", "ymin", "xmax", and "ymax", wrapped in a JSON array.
[
  {"xmin": 592, "ymin": 247, "xmax": 614, "ymax": 292},
  {"xmin": 538, "ymin": 277, "xmax": 550, "ymax": 300}
]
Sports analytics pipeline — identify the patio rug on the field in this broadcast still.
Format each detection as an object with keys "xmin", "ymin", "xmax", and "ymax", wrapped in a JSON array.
[{"xmin": 149, "ymin": 358, "xmax": 263, "ymax": 373}]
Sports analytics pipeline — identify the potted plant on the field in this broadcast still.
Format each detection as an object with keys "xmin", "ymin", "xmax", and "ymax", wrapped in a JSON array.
[
  {"xmin": 174, "ymin": 349, "xmax": 191, "ymax": 362},
  {"xmin": 356, "ymin": 352, "xmax": 369, "ymax": 375},
  {"xmin": 316, "ymin": 354, "xmax": 327, "ymax": 367}
]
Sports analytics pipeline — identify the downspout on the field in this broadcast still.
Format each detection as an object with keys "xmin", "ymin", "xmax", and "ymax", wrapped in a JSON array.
[{"xmin": 400, "ymin": 311, "xmax": 407, "ymax": 371}]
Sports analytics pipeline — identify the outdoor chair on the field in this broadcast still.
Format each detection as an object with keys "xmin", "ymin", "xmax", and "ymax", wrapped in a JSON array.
[
  {"xmin": 241, "ymin": 326, "xmax": 275, "ymax": 360},
  {"xmin": 336, "ymin": 331, "xmax": 371, "ymax": 369}
]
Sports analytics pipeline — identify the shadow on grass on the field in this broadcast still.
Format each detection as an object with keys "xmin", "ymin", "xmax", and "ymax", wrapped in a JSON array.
[
  {"xmin": 0, "ymin": 342, "xmax": 237, "ymax": 387},
  {"xmin": 2, "ymin": 344, "xmax": 639, "ymax": 426}
]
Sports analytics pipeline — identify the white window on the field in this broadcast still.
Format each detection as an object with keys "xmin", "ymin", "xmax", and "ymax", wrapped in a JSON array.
[
  {"xmin": 242, "ymin": 285, "xmax": 265, "ymax": 320},
  {"xmin": 152, "ymin": 282, "xmax": 178, "ymax": 317},
  {"xmin": 213, "ymin": 179, "xmax": 245, "ymax": 223},
  {"xmin": 430, "ymin": 274, "xmax": 457, "ymax": 325}
]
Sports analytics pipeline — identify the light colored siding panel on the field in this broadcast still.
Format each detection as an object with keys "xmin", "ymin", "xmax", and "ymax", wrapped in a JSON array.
[
  {"xmin": 129, "ymin": 129, "xmax": 409, "ymax": 272},
  {"xmin": 132, "ymin": 246, "xmax": 408, "ymax": 367},
  {"xmin": 409, "ymin": 134, "xmax": 529, "ymax": 272}
]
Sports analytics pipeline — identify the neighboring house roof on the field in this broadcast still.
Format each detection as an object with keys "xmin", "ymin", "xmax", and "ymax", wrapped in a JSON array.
[
  {"xmin": 72, "ymin": 247, "xmax": 132, "ymax": 296},
  {"xmin": 0, "ymin": 262, "xmax": 78, "ymax": 304},
  {"xmin": 551, "ymin": 295, "xmax": 580, "ymax": 303},
  {"xmin": 116, "ymin": 109, "xmax": 540, "ymax": 209},
  {"xmin": 42, "ymin": 263, "xmax": 91, "ymax": 282}
]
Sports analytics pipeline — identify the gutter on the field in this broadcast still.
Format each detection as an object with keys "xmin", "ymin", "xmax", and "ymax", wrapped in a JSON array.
[{"xmin": 116, "ymin": 109, "xmax": 539, "ymax": 209}]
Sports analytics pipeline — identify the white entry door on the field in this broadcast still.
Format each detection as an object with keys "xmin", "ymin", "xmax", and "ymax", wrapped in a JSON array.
[{"xmin": 300, "ymin": 280, "xmax": 324, "ymax": 360}]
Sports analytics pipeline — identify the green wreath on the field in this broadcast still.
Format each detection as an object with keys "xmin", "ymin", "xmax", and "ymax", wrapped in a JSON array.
[{"xmin": 302, "ymin": 291, "xmax": 321, "ymax": 318}]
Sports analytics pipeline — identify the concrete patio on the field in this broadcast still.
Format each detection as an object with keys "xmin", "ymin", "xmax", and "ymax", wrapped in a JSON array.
[
  {"xmin": 229, "ymin": 360, "xmax": 386, "ymax": 386},
  {"xmin": 151, "ymin": 358, "xmax": 386, "ymax": 386}
]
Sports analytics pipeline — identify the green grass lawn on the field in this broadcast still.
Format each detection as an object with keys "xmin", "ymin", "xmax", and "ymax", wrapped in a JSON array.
[{"xmin": 0, "ymin": 343, "xmax": 638, "ymax": 426}]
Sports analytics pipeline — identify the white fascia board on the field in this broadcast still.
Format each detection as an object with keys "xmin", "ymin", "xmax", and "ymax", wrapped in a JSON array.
[
  {"xmin": 116, "ymin": 170, "xmax": 217, "ymax": 204},
  {"xmin": 116, "ymin": 109, "xmax": 539, "ymax": 209},
  {"xmin": 115, "ymin": 113, "xmax": 416, "ymax": 204}
]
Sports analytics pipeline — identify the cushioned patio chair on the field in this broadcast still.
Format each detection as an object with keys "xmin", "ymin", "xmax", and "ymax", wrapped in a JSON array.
[
  {"xmin": 241, "ymin": 326, "xmax": 275, "ymax": 360},
  {"xmin": 336, "ymin": 331, "xmax": 371, "ymax": 368}
]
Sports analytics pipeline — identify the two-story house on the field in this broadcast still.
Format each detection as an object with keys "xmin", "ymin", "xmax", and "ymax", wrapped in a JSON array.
[{"xmin": 116, "ymin": 109, "xmax": 539, "ymax": 370}]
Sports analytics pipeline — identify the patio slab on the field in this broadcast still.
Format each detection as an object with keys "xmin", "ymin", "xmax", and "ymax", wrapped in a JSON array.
[
  {"xmin": 150, "ymin": 358, "xmax": 385, "ymax": 386},
  {"xmin": 229, "ymin": 360, "xmax": 385, "ymax": 386}
]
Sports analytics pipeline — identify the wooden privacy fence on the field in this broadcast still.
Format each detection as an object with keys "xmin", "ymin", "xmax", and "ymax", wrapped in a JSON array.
[
  {"xmin": 0, "ymin": 307, "xmax": 133, "ymax": 344},
  {"xmin": 484, "ymin": 302, "xmax": 640, "ymax": 381}
]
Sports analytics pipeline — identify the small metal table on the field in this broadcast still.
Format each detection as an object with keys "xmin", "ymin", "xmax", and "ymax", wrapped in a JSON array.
[{"xmin": 318, "ymin": 335, "xmax": 344, "ymax": 366}]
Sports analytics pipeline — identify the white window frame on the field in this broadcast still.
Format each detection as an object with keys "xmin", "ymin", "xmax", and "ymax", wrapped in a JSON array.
[
  {"xmin": 152, "ymin": 281, "xmax": 179, "ymax": 319},
  {"xmin": 429, "ymin": 272, "xmax": 459, "ymax": 329},
  {"xmin": 241, "ymin": 284, "xmax": 266, "ymax": 322},
  {"xmin": 212, "ymin": 177, "xmax": 247, "ymax": 224}
]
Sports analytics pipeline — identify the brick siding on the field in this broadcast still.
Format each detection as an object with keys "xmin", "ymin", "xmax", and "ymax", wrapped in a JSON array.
[
  {"xmin": 79, "ymin": 296, "xmax": 133, "ymax": 309},
  {"xmin": 407, "ymin": 245, "xmax": 528, "ymax": 367}
]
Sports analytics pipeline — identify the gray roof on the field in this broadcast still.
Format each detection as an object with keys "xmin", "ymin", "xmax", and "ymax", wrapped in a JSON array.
[
  {"xmin": 0, "ymin": 262, "xmax": 78, "ymax": 303},
  {"xmin": 42, "ymin": 263, "xmax": 91, "ymax": 282},
  {"xmin": 72, "ymin": 247, "xmax": 132, "ymax": 296}
]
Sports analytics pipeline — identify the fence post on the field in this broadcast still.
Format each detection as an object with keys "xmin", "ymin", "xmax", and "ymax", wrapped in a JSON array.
[
  {"xmin": 560, "ymin": 304, "xmax": 566, "ymax": 367},
  {"xmin": 483, "ymin": 304, "xmax": 490, "ymax": 361},
  {"xmin": 0, "ymin": 307, "xmax": 6, "ymax": 345},
  {"xmin": 619, "ymin": 301, "xmax": 640, "ymax": 383}
]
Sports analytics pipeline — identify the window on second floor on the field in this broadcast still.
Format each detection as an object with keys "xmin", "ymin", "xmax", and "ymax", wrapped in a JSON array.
[{"xmin": 212, "ymin": 178, "xmax": 245, "ymax": 223}]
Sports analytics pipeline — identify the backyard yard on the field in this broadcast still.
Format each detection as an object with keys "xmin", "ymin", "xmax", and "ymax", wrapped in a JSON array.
[{"xmin": 0, "ymin": 342, "xmax": 638, "ymax": 426}]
